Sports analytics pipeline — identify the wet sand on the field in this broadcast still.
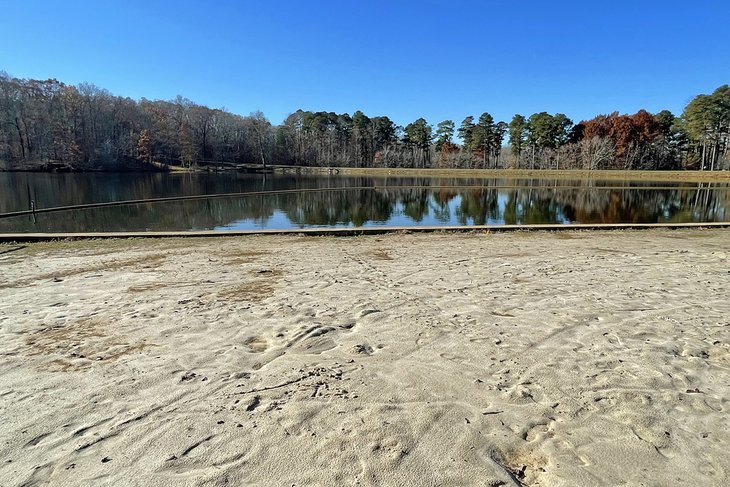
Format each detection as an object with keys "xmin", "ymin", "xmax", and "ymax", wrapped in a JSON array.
[{"xmin": 0, "ymin": 230, "xmax": 728, "ymax": 486}]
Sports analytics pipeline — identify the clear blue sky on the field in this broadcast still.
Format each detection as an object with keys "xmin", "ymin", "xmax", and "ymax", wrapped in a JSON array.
[{"xmin": 1, "ymin": 0, "xmax": 728, "ymax": 127}]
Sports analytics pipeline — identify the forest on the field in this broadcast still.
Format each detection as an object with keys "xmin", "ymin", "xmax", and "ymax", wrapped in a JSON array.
[{"xmin": 1, "ymin": 72, "xmax": 728, "ymax": 172}]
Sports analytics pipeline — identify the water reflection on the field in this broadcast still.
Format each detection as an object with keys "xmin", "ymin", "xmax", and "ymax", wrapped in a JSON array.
[
  {"xmin": 0, "ymin": 172, "xmax": 720, "ymax": 213},
  {"xmin": 0, "ymin": 178, "xmax": 727, "ymax": 232}
]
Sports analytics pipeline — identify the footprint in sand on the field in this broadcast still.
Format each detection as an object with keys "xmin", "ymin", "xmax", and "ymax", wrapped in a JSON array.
[
  {"xmin": 350, "ymin": 344, "xmax": 374, "ymax": 355},
  {"xmin": 24, "ymin": 432, "xmax": 51, "ymax": 448},
  {"xmin": 358, "ymin": 308, "xmax": 381, "ymax": 318},
  {"xmin": 284, "ymin": 325, "xmax": 337, "ymax": 354},
  {"xmin": 245, "ymin": 336, "xmax": 268, "ymax": 353}
]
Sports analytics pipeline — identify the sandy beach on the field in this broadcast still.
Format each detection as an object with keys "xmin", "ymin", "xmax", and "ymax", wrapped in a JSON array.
[{"xmin": 0, "ymin": 230, "xmax": 728, "ymax": 486}]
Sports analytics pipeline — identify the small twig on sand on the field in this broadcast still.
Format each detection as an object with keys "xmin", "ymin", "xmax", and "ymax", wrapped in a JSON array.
[
  {"xmin": 237, "ymin": 375, "xmax": 310, "ymax": 395},
  {"xmin": 0, "ymin": 246, "xmax": 26, "ymax": 256}
]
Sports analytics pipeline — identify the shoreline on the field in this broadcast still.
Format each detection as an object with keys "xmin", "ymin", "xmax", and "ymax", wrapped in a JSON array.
[
  {"xmin": 2, "ymin": 221, "xmax": 730, "ymax": 243},
  {"xmin": 3, "ymin": 165, "xmax": 730, "ymax": 183},
  {"xmin": 1, "ymin": 229, "xmax": 728, "ymax": 486},
  {"xmin": 274, "ymin": 165, "xmax": 730, "ymax": 183}
]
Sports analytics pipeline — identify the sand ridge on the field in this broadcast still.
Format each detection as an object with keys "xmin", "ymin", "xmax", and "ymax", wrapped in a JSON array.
[{"xmin": 0, "ymin": 230, "xmax": 728, "ymax": 486}]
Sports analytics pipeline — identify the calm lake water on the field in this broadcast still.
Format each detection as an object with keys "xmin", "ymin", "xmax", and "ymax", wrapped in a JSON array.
[{"xmin": 0, "ymin": 172, "xmax": 728, "ymax": 232}]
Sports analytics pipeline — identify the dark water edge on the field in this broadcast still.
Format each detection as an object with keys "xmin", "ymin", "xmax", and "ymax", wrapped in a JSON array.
[{"xmin": 0, "ymin": 173, "xmax": 728, "ymax": 232}]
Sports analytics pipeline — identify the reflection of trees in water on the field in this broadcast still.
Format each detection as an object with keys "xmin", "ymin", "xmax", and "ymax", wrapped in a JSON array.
[
  {"xmin": 0, "ymin": 178, "xmax": 728, "ymax": 232},
  {"xmin": 0, "ymin": 172, "xmax": 271, "ymax": 213},
  {"xmin": 0, "ymin": 197, "xmax": 274, "ymax": 233},
  {"xmin": 401, "ymin": 189, "xmax": 430, "ymax": 222},
  {"xmin": 0, "ymin": 173, "xmax": 388, "ymax": 213},
  {"xmin": 431, "ymin": 189, "xmax": 457, "ymax": 223},
  {"xmin": 457, "ymin": 183, "xmax": 729, "ymax": 225},
  {"xmin": 567, "ymin": 189, "xmax": 661, "ymax": 223},
  {"xmin": 503, "ymin": 191, "xmax": 566, "ymax": 225},
  {"xmin": 551, "ymin": 185, "xmax": 729, "ymax": 223},
  {"xmin": 456, "ymin": 189, "xmax": 500, "ymax": 225},
  {"xmin": 5, "ymin": 173, "xmax": 691, "ymax": 214},
  {"xmin": 654, "ymin": 184, "xmax": 729, "ymax": 223},
  {"xmin": 276, "ymin": 189, "xmax": 395, "ymax": 227}
]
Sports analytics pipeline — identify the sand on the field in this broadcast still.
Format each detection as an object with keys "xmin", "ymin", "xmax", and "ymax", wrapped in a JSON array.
[{"xmin": 0, "ymin": 230, "xmax": 728, "ymax": 486}]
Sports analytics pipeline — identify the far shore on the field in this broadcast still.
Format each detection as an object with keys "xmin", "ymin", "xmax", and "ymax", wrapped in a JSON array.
[
  {"xmin": 4, "ymin": 160, "xmax": 730, "ymax": 183},
  {"xmin": 274, "ymin": 165, "xmax": 730, "ymax": 183}
]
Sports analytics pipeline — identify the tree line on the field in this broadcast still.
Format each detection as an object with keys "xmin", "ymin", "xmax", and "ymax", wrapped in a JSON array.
[{"xmin": 1, "ymin": 72, "xmax": 728, "ymax": 171}]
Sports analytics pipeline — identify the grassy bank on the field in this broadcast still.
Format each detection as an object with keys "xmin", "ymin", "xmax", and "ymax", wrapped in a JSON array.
[{"xmin": 272, "ymin": 165, "xmax": 730, "ymax": 183}]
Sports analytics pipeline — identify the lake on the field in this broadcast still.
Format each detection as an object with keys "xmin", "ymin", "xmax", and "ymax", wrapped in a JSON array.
[{"xmin": 0, "ymin": 172, "xmax": 728, "ymax": 232}]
